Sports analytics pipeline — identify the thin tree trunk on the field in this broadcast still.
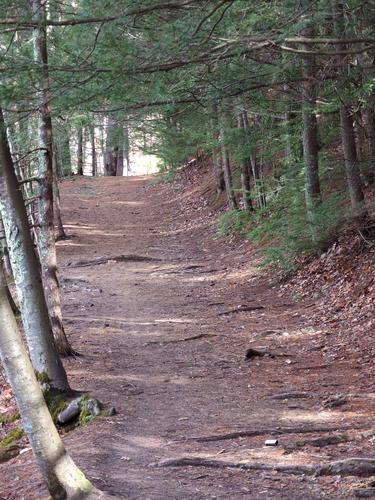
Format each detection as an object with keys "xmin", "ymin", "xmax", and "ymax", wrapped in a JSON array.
[
  {"xmin": 52, "ymin": 143, "xmax": 66, "ymax": 240},
  {"xmin": 115, "ymin": 123, "xmax": 124, "ymax": 176},
  {"xmin": 340, "ymin": 106, "xmax": 366, "ymax": 213},
  {"xmin": 124, "ymin": 122, "xmax": 130, "ymax": 175},
  {"xmin": 242, "ymin": 111, "xmax": 265, "ymax": 209},
  {"xmin": 219, "ymin": 113, "xmax": 238, "ymax": 210},
  {"xmin": 301, "ymin": 26, "xmax": 321, "ymax": 237},
  {"xmin": 90, "ymin": 125, "xmax": 97, "ymax": 177},
  {"xmin": 237, "ymin": 112, "xmax": 252, "ymax": 212},
  {"xmin": 77, "ymin": 126, "xmax": 84, "ymax": 175},
  {"xmin": 211, "ymin": 102, "xmax": 225, "ymax": 194},
  {"xmin": 31, "ymin": 0, "xmax": 76, "ymax": 357},
  {"xmin": 0, "ymin": 277, "xmax": 99, "ymax": 498},
  {"xmin": 61, "ymin": 132, "xmax": 72, "ymax": 176},
  {"xmin": 104, "ymin": 117, "xmax": 118, "ymax": 176},
  {"xmin": 360, "ymin": 54, "xmax": 375, "ymax": 184},
  {"xmin": 0, "ymin": 108, "xmax": 69, "ymax": 391},
  {"xmin": 332, "ymin": 0, "xmax": 367, "ymax": 216}
]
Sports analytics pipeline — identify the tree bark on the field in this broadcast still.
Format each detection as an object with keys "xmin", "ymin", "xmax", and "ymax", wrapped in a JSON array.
[
  {"xmin": 90, "ymin": 125, "xmax": 97, "ymax": 177},
  {"xmin": 104, "ymin": 117, "xmax": 118, "ymax": 176},
  {"xmin": 52, "ymin": 143, "xmax": 66, "ymax": 240},
  {"xmin": 211, "ymin": 102, "xmax": 225, "ymax": 194},
  {"xmin": 340, "ymin": 106, "xmax": 366, "ymax": 212},
  {"xmin": 301, "ymin": 26, "xmax": 321, "ymax": 236},
  {"xmin": 124, "ymin": 122, "xmax": 130, "ymax": 175},
  {"xmin": 237, "ymin": 112, "xmax": 252, "ymax": 212},
  {"xmin": 0, "ymin": 108, "xmax": 69, "ymax": 391},
  {"xmin": 219, "ymin": 116, "xmax": 238, "ymax": 210},
  {"xmin": 332, "ymin": 0, "xmax": 367, "ymax": 216},
  {"xmin": 77, "ymin": 125, "xmax": 84, "ymax": 175},
  {"xmin": 0, "ymin": 275, "xmax": 99, "ymax": 498},
  {"xmin": 30, "ymin": 0, "xmax": 76, "ymax": 357},
  {"xmin": 242, "ymin": 111, "xmax": 266, "ymax": 209}
]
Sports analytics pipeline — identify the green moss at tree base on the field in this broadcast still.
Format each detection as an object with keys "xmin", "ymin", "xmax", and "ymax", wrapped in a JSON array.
[
  {"xmin": 43, "ymin": 389, "xmax": 70, "ymax": 424},
  {"xmin": 0, "ymin": 427, "xmax": 23, "ymax": 447}
]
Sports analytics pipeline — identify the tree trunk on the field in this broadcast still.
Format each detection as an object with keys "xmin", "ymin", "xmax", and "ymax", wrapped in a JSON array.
[
  {"xmin": 0, "ymin": 108, "xmax": 69, "ymax": 391},
  {"xmin": 237, "ymin": 112, "xmax": 252, "ymax": 212},
  {"xmin": 31, "ymin": 0, "xmax": 76, "ymax": 357},
  {"xmin": 124, "ymin": 122, "xmax": 130, "ymax": 175},
  {"xmin": 104, "ymin": 117, "xmax": 118, "ymax": 176},
  {"xmin": 360, "ymin": 54, "xmax": 375, "ymax": 184},
  {"xmin": 52, "ymin": 143, "xmax": 66, "ymax": 241},
  {"xmin": 219, "ymin": 112, "xmax": 238, "ymax": 210},
  {"xmin": 0, "ymin": 276, "xmax": 99, "ymax": 499},
  {"xmin": 340, "ymin": 106, "xmax": 366, "ymax": 213},
  {"xmin": 90, "ymin": 125, "xmax": 97, "ymax": 177},
  {"xmin": 301, "ymin": 26, "xmax": 321, "ymax": 236},
  {"xmin": 77, "ymin": 126, "xmax": 84, "ymax": 175},
  {"xmin": 332, "ymin": 0, "xmax": 367, "ymax": 216},
  {"xmin": 242, "ymin": 111, "xmax": 266, "ymax": 209},
  {"xmin": 211, "ymin": 102, "xmax": 225, "ymax": 194}
]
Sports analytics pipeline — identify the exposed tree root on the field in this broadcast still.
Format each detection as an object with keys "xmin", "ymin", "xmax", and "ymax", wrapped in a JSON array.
[
  {"xmin": 156, "ymin": 456, "xmax": 375, "ymax": 477},
  {"xmin": 267, "ymin": 392, "xmax": 311, "ymax": 400},
  {"xmin": 145, "ymin": 333, "xmax": 217, "ymax": 346},
  {"xmin": 245, "ymin": 348, "xmax": 291, "ymax": 360},
  {"xmin": 184, "ymin": 425, "xmax": 367, "ymax": 442},
  {"xmin": 71, "ymin": 254, "xmax": 161, "ymax": 268},
  {"xmin": 219, "ymin": 304, "xmax": 264, "ymax": 316},
  {"xmin": 286, "ymin": 429, "xmax": 375, "ymax": 451}
]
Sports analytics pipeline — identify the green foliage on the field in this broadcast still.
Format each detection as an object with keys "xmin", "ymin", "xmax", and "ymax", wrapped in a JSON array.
[
  {"xmin": 78, "ymin": 396, "xmax": 94, "ymax": 426},
  {"xmin": 216, "ymin": 210, "xmax": 251, "ymax": 237},
  {"xmin": 247, "ymin": 180, "xmax": 345, "ymax": 271}
]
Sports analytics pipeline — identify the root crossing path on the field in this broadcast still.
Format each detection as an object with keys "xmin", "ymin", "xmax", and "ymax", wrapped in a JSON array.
[{"xmin": 1, "ymin": 176, "xmax": 374, "ymax": 499}]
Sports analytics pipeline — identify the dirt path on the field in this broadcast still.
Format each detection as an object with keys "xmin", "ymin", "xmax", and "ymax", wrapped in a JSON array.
[{"xmin": 1, "ymin": 176, "xmax": 374, "ymax": 499}]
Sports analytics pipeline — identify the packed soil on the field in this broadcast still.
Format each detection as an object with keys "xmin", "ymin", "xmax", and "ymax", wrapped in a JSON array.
[{"xmin": 0, "ymin": 171, "xmax": 375, "ymax": 499}]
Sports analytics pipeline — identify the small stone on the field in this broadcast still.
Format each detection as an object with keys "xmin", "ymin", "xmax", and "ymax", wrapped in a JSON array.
[
  {"xmin": 87, "ymin": 398, "xmax": 102, "ymax": 417},
  {"xmin": 108, "ymin": 407, "xmax": 117, "ymax": 416},
  {"xmin": 57, "ymin": 397, "xmax": 82, "ymax": 425}
]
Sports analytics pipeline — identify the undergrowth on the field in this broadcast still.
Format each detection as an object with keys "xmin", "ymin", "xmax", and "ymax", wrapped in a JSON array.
[{"xmin": 217, "ymin": 176, "xmax": 345, "ymax": 271}]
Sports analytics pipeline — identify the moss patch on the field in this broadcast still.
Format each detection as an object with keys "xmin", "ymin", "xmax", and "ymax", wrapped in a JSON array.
[
  {"xmin": 0, "ymin": 427, "xmax": 24, "ymax": 447},
  {"xmin": 35, "ymin": 371, "xmax": 50, "ymax": 386},
  {"xmin": 44, "ymin": 390, "xmax": 69, "ymax": 424}
]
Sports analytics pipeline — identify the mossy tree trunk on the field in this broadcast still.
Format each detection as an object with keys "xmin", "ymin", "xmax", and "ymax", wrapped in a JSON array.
[
  {"xmin": 0, "ymin": 108, "xmax": 70, "ymax": 391},
  {"xmin": 0, "ymin": 275, "xmax": 100, "ymax": 499}
]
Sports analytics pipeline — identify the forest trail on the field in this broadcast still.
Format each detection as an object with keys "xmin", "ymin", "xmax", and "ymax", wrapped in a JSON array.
[{"xmin": 1, "ymin": 176, "xmax": 374, "ymax": 499}]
